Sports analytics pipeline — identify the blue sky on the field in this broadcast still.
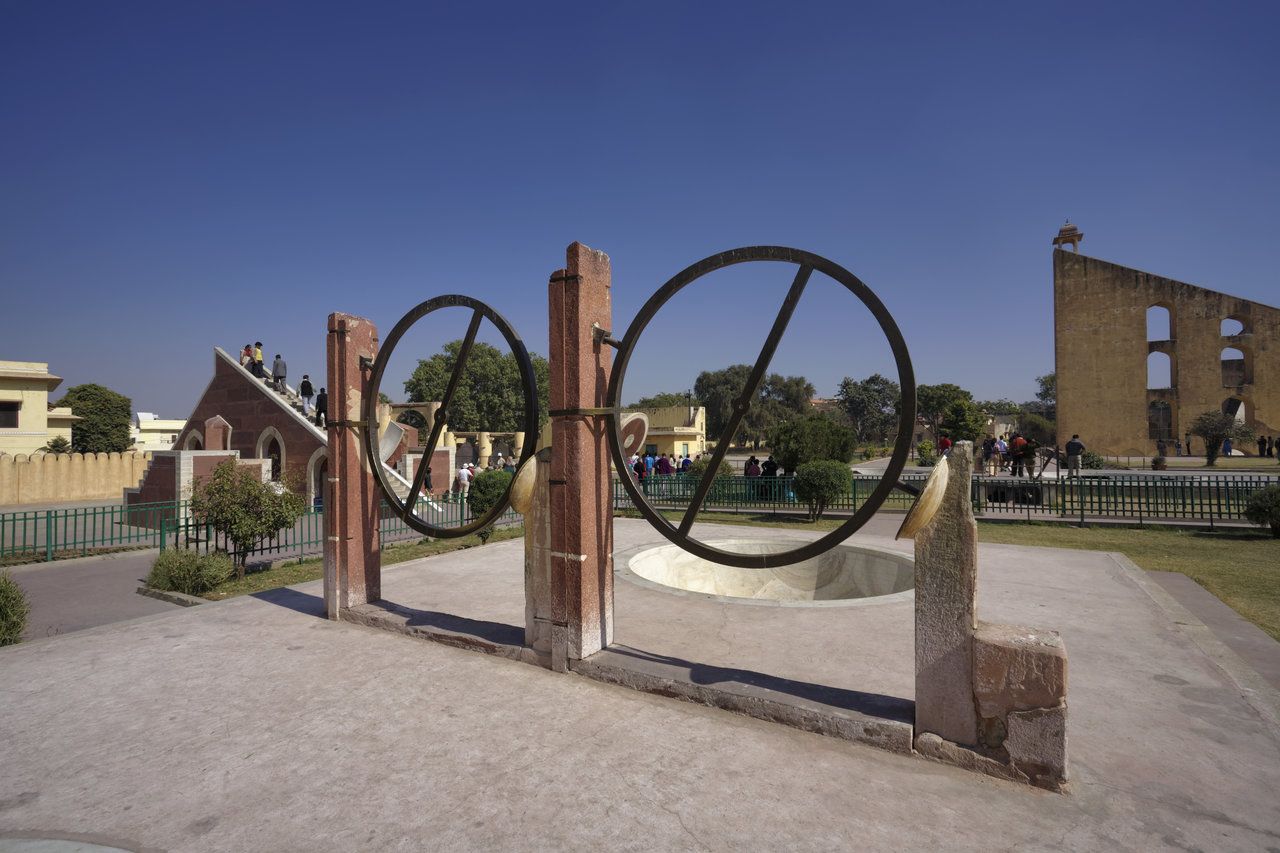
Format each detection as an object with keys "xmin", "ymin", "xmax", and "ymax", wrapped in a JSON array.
[{"xmin": 2, "ymin": 2, "xmax": 1277, "ymax": 416}]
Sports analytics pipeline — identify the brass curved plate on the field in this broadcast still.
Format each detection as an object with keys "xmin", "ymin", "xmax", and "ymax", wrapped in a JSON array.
[
  {"xmin": 509, "ymin": 455, "xmax": 539, "ymax": 515},
  {"xmin": 895, "ymin": 455, "xmax": 949, "ymax": 540}
]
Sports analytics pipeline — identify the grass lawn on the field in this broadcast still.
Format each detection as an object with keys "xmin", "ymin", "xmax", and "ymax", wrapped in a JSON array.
[
  {"xmin": 202, "ymin": 525, "xmax": 524, "ymax": 600},
  {"xmin": 620, "ymin": 509, "xmax": 1280, "ymax": 641}
]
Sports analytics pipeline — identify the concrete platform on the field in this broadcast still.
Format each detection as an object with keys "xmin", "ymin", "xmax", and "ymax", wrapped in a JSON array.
[{"xmin": 1, "ymin": 519, "xmax": 1278, "ymax": 851}]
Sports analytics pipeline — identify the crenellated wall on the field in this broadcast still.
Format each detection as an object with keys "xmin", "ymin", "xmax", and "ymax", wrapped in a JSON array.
[{"xmin": 0, "ymin": 451, "xmax": 151, "ymax": 506}]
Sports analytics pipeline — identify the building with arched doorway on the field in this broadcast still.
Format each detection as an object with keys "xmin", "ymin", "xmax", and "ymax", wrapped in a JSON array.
[{"xmin": 1054, "ymin": 230, "xmax": 1279, "ymax": 455}]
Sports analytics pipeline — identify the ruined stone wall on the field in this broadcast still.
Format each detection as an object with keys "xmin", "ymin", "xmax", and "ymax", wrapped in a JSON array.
[{"xmin": 1054, "ymin": 250, "xmax": 1279, "ymax": 455}]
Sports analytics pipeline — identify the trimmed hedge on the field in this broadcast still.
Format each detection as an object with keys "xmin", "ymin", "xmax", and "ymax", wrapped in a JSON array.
[
  {"xmin": 147, "ymin": 550, "xmax": 233, "ymax": 596},
  {"xmin": 794, "ymin": 460, "xmax": 852, "ymax": 521},
  {"xmin": 0, "ymin": 570, "xmax": 30, "ymax": 646}
]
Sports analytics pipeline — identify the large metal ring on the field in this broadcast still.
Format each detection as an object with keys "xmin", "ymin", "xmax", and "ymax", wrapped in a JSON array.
[
  {"xmin": 363, "ymin": 294, "xmax": 540, "ymax": 538},
  {"xmin": 605, "ymin": 247, "xmax": 916, "ymax": 568}
]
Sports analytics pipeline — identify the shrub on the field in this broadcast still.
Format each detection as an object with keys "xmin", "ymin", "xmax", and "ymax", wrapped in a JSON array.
[
  {"xmin": 147, "ymin": 550, "xmax": 232, "ymax": 596},
  {"xmin": 687, "ymin": 455, "xmax": 733, "ymax": 483},
  {"xmin": 916, "ymin": 440, "xmax": 937, "ymax": 468},
  {"xmin": 0, "ymin": 570, "xmax": 30, "ymax": 646},
  {"xmin": 1244, "ymin": 485, "xmax": 1280, "ymax": 538},
  {"xmin": 793, "ymin": 460, "xmax": 851, "ymax": 521},
  {"xmin": 1080, "ymin": 450, "xmax": 1107, "ymax": 470},
  {"xmin": 468, "ymin": 469, "xmax": 513, "ymax": 543},
  {"xmin": 190, "ymin": 460, "xmax": 308, "ymax": 579}
]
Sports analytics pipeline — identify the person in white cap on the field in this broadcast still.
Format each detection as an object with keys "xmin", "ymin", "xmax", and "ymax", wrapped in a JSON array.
[{"xmin": 457, "ymin": 463, "xmax": 473, "ymax": 499}]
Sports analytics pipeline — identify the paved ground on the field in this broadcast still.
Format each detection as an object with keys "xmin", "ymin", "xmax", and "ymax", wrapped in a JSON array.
[
  {"xmin": 5, "ymin": 551, "xmax": 177, "ymax": 640},
  {"xmin": 1, "ymin": 519, "xmax": 1277, "ymax": 851}
]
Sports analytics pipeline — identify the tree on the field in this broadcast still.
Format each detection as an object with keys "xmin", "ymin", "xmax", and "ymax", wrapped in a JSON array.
[
  {"xmin": 939, "ymin": 399, "xmax": 988, "ymax": 443},
  {"xmin": 403, "ymin": 341, "xmax": 550, "ymax": 433},
  {"xmin": 767, "ymin": 413, "xmax": 855, "ymax": 474},
  {"xmin": 694, "ymin": 365, "xmax": 813, "ymax": 445},
  {"xmin": 629, "ymin": 392, "xmax": 696, "ymax": 409},
  {"xmin": 189, "ymin": 460, "xmax": 308, "ymax": 579},
  {"xmin": 1017, "ymin": 411, "xmax": 1056, "ymax": 446},
  {"xmin": 916, "ymin": 383, "xmax": 973, "ymax": 438},
  {"xmin": 55, "ymin": 384, "xmax": 132, "ymax": 453},
  {"xmin": 1244, "ymin": 485, "xmax": 1280, "ymax": 538},
  {"xmin": 42, "ymin": 436, "xmax": 72, "ymax": 455},
  {"xmin": 1035, "ymin": 373, "xmax": 1057, "ymax": 420},
  {"xmin": 976, "ymin": 399, "xmax": 1020, "ymax": 415},
  {"xmin": 1189, "ymin": 410, "xmax": 1254, "ymax": 466},
  {"xmin": 794, "ymin": 461, "xmax": 851, "ymax": 521},
  {"xmin": 836, "ymin": 373, "xmax": 900, "ymax": 443}
]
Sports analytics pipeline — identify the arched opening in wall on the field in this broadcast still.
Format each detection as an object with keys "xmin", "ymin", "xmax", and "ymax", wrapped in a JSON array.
[
  {"xmin": 306, "ymin": 447, "xmax": 328, "ymax": 510},
  {"xmin": 1147, "ymin": 402, "xmax": 1173, "ymax": 441},
  {"xmin": 1221, "ymin": 347, "xmax": 1247, "ymax": 387},
  {"xmin": 1222, "ymin": 397, "xmax": 1248, "ymax": 426},
  {"xmin": 1147, "ymin": 352, "xmax": 1172, "ymax": 389},
  {"xmin": 1221, "ymin": 317, "xmax": 1247, "ymax": 336},
  {"xmin": 1147, "ymin": 305, "xmax": 1172, "ymax": 341},
  {"xmin": 184, "ymin": 431, "xmax": 203, "ymax": 450},
  {"xmin": 254, "ymin": 427, "xmax": 285, "ymax": 482}
]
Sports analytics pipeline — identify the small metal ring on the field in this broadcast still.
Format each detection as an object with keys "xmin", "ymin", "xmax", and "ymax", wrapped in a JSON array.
[{"xmin": 363, "ymin": 294, "xmax": 540, "ymax": 538}]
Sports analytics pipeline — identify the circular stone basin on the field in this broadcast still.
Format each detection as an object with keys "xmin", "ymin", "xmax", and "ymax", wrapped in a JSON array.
[{"xmin": 622, "ymin": 539, "xmax": 913, "ymax": 607}]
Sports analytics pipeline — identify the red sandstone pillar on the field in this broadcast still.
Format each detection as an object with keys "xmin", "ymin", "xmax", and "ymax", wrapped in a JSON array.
[
  {"xmin": 323, "ymin": 313, "xmax": 381, "ymax": 619},
  {"xmin": 203, "ymin": 415, "xmax": 231, "ymax": 451},
  {"xmin": 548, "ymin": 242, "xmax": 614, "ymax": 671}
]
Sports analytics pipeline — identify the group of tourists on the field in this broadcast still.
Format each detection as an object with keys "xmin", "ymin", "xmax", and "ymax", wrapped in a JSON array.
[
  {"xmin": 629, "ymin": 451, "xmax": 694, "ymax": 480},
  {"xmin": 240, "ymin": 343, "xmax": 327, "ymax": 427},
  {"xmin": 978, "ymin": 433, "xmax": 1042, "ymax": 477},
  {"xmin": 441, "ymin": 454, "xmax": 518, "ymax": 501}
]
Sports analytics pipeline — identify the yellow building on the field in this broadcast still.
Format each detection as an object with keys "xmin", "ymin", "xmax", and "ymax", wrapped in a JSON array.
[
  {"xmin": 0, "ymin": 360, "xmax": 78, "ymax": 456},
  {"xmin": 625, "ymin": 405, "xmax": 706, "ymax": 460},
  {"xmin": 130, "ymin": 412, "xmax": 187, "ymax": 452}
]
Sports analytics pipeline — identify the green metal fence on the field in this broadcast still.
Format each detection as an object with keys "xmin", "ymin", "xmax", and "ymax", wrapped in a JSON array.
[
  {"xmin": 158, "ymin": 494, "xmax": 521, "ymax": 563},
  {"xmin": 0, "ymin": 500, "xmax": 188, "ymax": 563},
  {"xmin": 613, "ymin": 473, "xmax": 1278, "ymax": 524},
  {"xmin": 0, "ymin": 494, "xmax": 520, "ymax": 566}
]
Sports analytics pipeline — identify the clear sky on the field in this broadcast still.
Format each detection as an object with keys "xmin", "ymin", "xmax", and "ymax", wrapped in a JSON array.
[{"xmin": 3, "ymin": 2, "xmax": 1277, "ymax": 417}]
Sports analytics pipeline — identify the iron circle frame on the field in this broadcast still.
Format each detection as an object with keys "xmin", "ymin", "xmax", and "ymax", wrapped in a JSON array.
[
  {"xmin": 363, "ymin": 294, "xmax": 540, "ymax": 538},
  {"xmin": 605, "ymin": 246, "xmax": 916, "ymax": 569}
]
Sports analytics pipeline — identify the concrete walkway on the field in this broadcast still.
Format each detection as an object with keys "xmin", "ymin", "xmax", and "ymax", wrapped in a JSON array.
[
  {"xmin": 0, "ymin": 520, "xmax": 1277, "ymax": 851},
  {"xmin": 5, "ymin": 550, "xmax": 177, "ymax": 641}
]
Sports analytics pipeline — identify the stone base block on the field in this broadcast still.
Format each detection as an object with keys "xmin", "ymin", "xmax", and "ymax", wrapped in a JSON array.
[{"xmin": 973, "ymin": 621, "xmax": 1067, "ymax": 718}]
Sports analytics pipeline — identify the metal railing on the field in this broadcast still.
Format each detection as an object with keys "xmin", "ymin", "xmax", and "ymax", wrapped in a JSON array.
[
  {"xmin": 614, "ymin": 473, "xmax": 1278, "ymax": 524},
  {"xmin": 0, "ymin": 494, "xmax": 520, "ymax": 566},
  {"xmin": 0, "ymin": 500, "xmax": 188, "ymax": 563},
  {"xmin": 159, "ymin": 494, "xmax": 521, "ymax": 563}
]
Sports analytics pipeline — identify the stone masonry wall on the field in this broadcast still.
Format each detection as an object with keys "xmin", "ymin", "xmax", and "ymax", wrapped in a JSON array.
[
  {"xmin": 1055, "ymin": 249, "xmax": 1279, "ymax": 455},
  {"xmin": 0, "ymin": 451, "xmax": 151, "ymax": 506}
]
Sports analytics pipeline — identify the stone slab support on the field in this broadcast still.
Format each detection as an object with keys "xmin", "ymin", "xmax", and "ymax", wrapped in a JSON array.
[
  {"xmin": 547, "ymin": 242, "xmax": 614, "ymax": 671},
  {"xmin": 914, "ymin": 440, "xmax": 978, "ymax": 746},
  {"xmin": 323, "ymin": 313, "xmax": 381, "ymax": 619},
  {"xmin": 524, "ymin": 447, "xmax": 554, "ymax": 662}
]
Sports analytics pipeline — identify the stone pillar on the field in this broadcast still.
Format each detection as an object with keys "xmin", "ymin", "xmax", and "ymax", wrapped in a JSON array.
[
  {"xmin": 914, "ymin": 440, "xmax": 978, "ymax": 746},
  {"xmin": 547, "ymin": 242, "xmax": 614, "ymax": 671},
  {"xmin": 513, "ymin": 431, "xmax": 525, "ymax": 455},
  {"xmin": 203, "ymin": 415, "xmax": 231, "ymax": 451},
  {"xmin": 323, "ymin": 313, "xmax": 381, "ymax": 619},
  {"xmin": 524, "ymin": 447, "xmax": 553, "ymax": 662},
  {"xmin": 477, "ymin": 431, "xmax": 492, "ymax": 468}
]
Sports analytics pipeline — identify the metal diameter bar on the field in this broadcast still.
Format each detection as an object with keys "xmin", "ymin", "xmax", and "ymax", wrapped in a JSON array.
[
  {"xmin": 405, "ymin": 308, "xmax": 484, "ymax": 510},
  {"xmin": 677, "ymin": 264, "xmax": 812, "ymax": 536}
]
